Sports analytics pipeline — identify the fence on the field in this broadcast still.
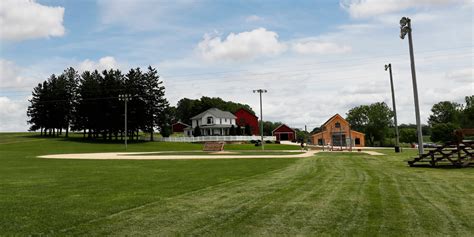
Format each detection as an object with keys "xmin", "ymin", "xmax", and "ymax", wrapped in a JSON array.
[{"xmin": 156, "ymin": 135, "xmax": 277, "ymax": 143}]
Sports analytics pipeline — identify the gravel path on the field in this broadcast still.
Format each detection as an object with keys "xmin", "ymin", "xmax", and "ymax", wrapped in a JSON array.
[{"xmin": 38, "ymin": 150, "xmax": 320, "ymax": 160}]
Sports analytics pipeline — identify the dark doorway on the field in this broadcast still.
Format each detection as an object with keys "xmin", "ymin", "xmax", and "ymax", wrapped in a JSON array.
[{"xmin": 280, "ymin": 133, "xmax": 289, "ymax": 141}]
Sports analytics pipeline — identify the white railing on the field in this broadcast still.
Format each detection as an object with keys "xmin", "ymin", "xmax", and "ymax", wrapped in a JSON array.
[{"xmin": 156, "ymin": 136, "xmax": 276, "ymax": 142}]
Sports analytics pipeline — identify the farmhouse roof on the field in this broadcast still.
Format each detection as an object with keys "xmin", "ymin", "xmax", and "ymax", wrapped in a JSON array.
[{"xmin": 191, "ymin": 108, "xmax": 237, "ymax": 120}]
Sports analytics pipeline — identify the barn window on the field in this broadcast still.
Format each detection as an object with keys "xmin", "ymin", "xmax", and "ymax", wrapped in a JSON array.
[
  {"xmin": 335, "ymin": 122, "xmax": 341, "ymax": 128},
  {"xmin": 355, "ymin": 138, "xmax": 361, "ymax": 145},
  {"xmin": 207, "ymin": 116, "xmax": 213, "ymax": 124}
]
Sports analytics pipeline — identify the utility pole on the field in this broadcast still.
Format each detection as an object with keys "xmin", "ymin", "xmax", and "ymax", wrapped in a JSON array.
[
  {"xmin": 119, "ymin": 94, "xmax": 132, "ymax": 151},
  {"xmin": 253, "ymin": 89, "xmax": 267, "ymax": 150},
  {"xmin": 385, "ymin": 63, "xmax": 400, "ymax": 153},
  {"xmin": 400, "ymin": 16, "xmax": 424, "ymax": 156}
]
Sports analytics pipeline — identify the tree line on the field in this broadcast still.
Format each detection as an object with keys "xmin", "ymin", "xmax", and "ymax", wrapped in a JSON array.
[
  {"xmin": 341, "ymin": 95, "xmax": 473, "ymax": 146},
  {"xmin": 27, "ymin": 66, "xmax": 170, "ymax": 140}
]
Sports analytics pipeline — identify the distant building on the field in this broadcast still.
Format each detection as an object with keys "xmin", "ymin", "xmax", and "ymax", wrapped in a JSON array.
[
  {"xmin": 185, "ymin": 108, "xmax": 237, "ymax": 136},
  {"xmin": 234, "ymin": 108, "xmax": 259, "ymax": 135},
  {"xmin": 311, "ymin": 114, "xmax": 365, "ymax": 147},
  {"xmin": 272, "ymin": 124, "xmax": 296, "ymax": 141},
  {"xmin": 171, "ymin": 121, "xmax": 190, "ymax": 133}
]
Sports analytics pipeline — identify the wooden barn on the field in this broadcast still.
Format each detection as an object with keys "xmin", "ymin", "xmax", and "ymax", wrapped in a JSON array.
[
  {"xmin": 172, "ymin": 121, "xmax": 190, "ymax": 133},
  {"xmin": 311, "ymin": 114, "xmax": 365, "ymax": 147},
  {"xmin": 272, "ymin": 124, "xmax": 296, "ymax": 141},
  {"xmin": 234, "ymin": 108, "xmax": 259, "ymax": 135}
]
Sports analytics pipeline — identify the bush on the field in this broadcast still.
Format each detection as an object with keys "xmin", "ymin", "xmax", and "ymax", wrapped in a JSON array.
[
  {"xmin": 430, "ymin": 123, "xmax": 459, "ymax": 143},
  {"xmin": 275, "ymin": 140, "xmax": 280, "ymax": 144},
  {"xmin": 250, "ymin": 140, "xmax": 257, "ymax": 144},
  {"xmin": 265, "ymin": 140, "xmax": 272, "ymax": 144},
  {"xmin": 399, "ymin": 128, "xmax": 417, "ymax": 143}
]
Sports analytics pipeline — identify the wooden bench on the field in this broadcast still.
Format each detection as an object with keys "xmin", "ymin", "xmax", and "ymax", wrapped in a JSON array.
[{"xmin": 203, "ymin": 142, "xmax": 225, "ymax": 152}]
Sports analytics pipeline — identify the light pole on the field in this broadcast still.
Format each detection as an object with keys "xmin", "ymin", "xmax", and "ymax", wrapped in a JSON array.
[
  {"xmin": 119, "ymin": 94, "xmax": 132, "ymax": 150},
  {"xmin": 253, "ymin": 89, "xmax": 267, "ymax": 150},
  {"xmin": 385, "ymin": 63, "xmax": 400, "ymax": 153},
  {"xmin": 400, "ymin": 16, "xmax": 424, "ymax": 156}
]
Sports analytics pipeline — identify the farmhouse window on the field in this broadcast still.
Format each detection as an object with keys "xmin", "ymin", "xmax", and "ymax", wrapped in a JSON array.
[
  {"xmin": 335, "ymin": 122, "xmax": 341, "ymax": 128},
  {"xmin": 207, "ymin": 116, "xmax": 213, "ymax": 124}
]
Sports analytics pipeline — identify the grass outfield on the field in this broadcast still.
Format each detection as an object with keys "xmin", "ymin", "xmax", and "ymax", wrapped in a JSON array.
[{"xmin": 1, "ymin": 133, "xmax": 473, "ymax": 235}]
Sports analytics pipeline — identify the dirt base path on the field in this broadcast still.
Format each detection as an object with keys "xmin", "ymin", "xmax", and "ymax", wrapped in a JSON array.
[{"xmin": 38, "ymin": 150, "xmax": 320, "ymax": 160}]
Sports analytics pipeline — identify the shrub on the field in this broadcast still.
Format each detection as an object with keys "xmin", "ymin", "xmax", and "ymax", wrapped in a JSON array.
[{"xmin": 430, "ymin": 123, "xmax": 459, "ymax": 143}]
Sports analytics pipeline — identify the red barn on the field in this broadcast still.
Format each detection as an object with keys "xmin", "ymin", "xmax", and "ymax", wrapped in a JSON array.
[
  {"xmin": 234, "ymin": 108, "xmax": 259, "ymax": 135},
  {"xmin": 172, "ymin": 121, "xmax": 190, "ymax": 133},
  {"xmin": 272, "ymin": 124, "xmax": 296, "ymax": 141}
]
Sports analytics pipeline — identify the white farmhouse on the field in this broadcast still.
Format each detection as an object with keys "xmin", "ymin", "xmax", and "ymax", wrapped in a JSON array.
[{"xmin": 184, "ymin": 108, "xmax": 237, "ymax": 136}]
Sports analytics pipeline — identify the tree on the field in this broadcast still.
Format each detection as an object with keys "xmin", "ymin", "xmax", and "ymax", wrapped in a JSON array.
[
  {"xmin": 194, "ymin": 125, "xmax": 201, "ymax": 137},
  {"xmin": 311, "ymin": 126, "xmax": 321, "ymax": 134},
  {"xmin": 346, "ymin": 102, "xmax": 394, "ymax": 146},
  {"xmin": 428, "ymin": 101, "xmax": 462, "ymax": 126},
  {"xmin": 244, "ymin": 124, "xmax": 252, "ymax": 135},
  {"xmin": 399, "ymin": 128, "xmax": 417, "ymax": 143},
  {"xmin": 236, "ymin": 124, "xmax": 242, "ymax": 135},
  {"xmin": 262, "ymin": 121, "xmax": 282, "ymax": 136},
  {"xmin": 229, "ymin": 125, "xmax": 236, "ymax": 135},
  {"xmin": 460, "ymin": 95, "xmax": 474, "ymax": 128},
  {"xmin": 431, "ymin": 123, "xmax": 459, "ymax": 143}
]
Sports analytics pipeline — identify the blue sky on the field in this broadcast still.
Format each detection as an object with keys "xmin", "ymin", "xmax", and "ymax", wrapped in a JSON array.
[{"xmin": 0, "ymin": 0, "xmax": 472, "ymax": 131}]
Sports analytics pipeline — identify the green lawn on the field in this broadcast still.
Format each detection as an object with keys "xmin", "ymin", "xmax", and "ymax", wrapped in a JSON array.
[{"xmin": 1, "ymin": 133, "xmax": 473, "ymax": 235}]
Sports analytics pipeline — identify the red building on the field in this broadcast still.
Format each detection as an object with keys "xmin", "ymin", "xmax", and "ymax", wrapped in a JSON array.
[
  {"xmin": 272, "ymin": 124, "xmax": 296, "ymax": 141},
  {"xmin": 172, "ymin": 121, "xmax": 190, "ymax": 133},
  {"xmin": 234, "ymin": 108, "xmax": 259, "ymax": 135}
]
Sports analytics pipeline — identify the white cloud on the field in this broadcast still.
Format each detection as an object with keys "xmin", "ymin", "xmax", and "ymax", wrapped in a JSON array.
[
  {"xmin": 196, "ymin": 28, "xmax": 287, "ymax": 61},
  {"xmin": 0, "ymin": 97, "xmax": 28, "ymax": 132},
  {"xmin": 0, "ymin": 59, "xmax": 39, "ymax": 88},
  {"xmin": 292, "ymin": 40, "xmax": 352, "ymax": 54},
  {"xmin": 78, "ymin": 56, "xmax": 120, "ymax": 72},
  {"xmin": 446, "ymin": 68, "xmax": 474, "ymax": 83},
  {"xmin": 245, "ymin": 15, "xmax": 264, "ymax": 22},
  {"xmin": 340, "ymin": 0, "xmax": 468, "ymax": 18},
  {"xmin": 0, "ymin": 0, "xmax": 65, "ymax": 41}
]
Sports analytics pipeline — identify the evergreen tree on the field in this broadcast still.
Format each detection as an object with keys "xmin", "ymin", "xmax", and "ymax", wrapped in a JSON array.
[
  {"xmin": 229, "ymin": 125, "xmax": 236, "ymax": 135},
  {"xmin": 194, "ymin": 125, "xmax": 201, "ymax": 136},
  {"xmin": 236, "ymin": 125, "xmax": 242, "ymax": 135},
  {"xmin": 244, "ymin": 124, "xmax": 252, "ymax": 135}
]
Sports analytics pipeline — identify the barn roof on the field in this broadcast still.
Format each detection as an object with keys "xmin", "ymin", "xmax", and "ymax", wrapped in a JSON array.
[
  {"xmin": 272, "ymin": 124, "xmax": 296, "ymax": 133},
  {"xmin": 172, "ymin": 121, "xmax": 190, "ymax": 127},
  {"xmin": 234, "ymin": 107, "xmax": 258, "ymax": 118},
  {"xmin": 191, "ymin": 108, "xmax": 237, "ymax": 120},
  {"xmin": 321, "ymin": 114, "xmax": 345, "ymax": 127}
]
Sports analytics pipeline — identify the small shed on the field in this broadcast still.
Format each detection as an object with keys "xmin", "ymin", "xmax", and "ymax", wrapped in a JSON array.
[
  {"xmin": 172, "ymin": 121, "xmax": 190, "ymax": 133},
  {"xmin": 272, "ymin": 124, "xmax": 296, "ymax": 141}
]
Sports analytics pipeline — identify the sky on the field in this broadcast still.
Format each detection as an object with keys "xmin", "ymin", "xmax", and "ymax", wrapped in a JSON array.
[{"xmin": 0, "ymin": 0, "xmax": 472, "ymax": 132}]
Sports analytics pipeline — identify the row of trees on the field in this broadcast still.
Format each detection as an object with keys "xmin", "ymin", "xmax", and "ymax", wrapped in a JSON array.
[
  {"xmin": 342, "ymin": 95, "xmax": 473, "ymax": 146},
  {"xmin": 174, "ymin": 97, "xmax": 254, "ymax": 125},
  {"xmin": 27, "ymin": 66, "xmax": 171, "ymax": 140},
  {"xmin": 346, "ymin": 102, "xmax": 394, "ymax": 146},
  {"xmin": 427, "ymin": 96, "xmax": 473, "ymax": 142}
]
